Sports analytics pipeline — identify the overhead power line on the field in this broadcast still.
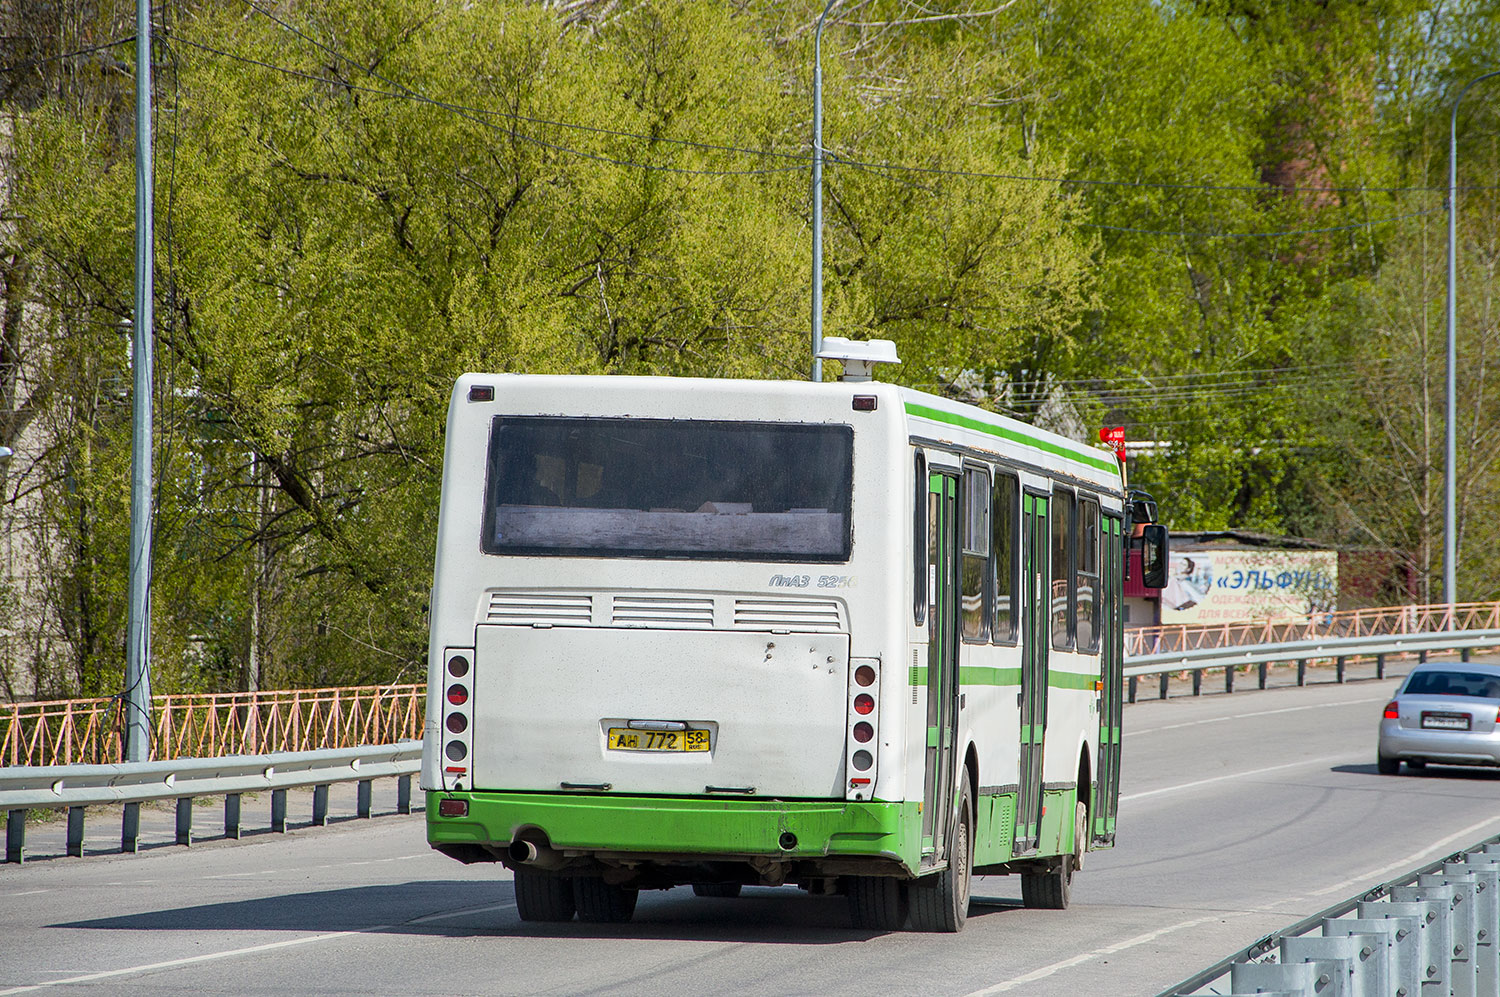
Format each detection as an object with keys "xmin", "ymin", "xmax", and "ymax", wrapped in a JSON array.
[
  {"xmin": 220, "ymin": 0, "xmax": 1477, "ymax": 200},
  {"xmin": 0, "ymin": 35, "xmax": 136, "ymax": 74}
]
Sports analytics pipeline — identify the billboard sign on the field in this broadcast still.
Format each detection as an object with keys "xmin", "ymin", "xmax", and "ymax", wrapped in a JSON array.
[{"xmin": 1160, "ymin": 549, "xmax": 1337, "ymax": 625}]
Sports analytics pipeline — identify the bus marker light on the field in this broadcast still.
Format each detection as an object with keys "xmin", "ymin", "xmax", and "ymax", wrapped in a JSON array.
[
  {"xmin": 853, "ymin": 721, "xmax": 873, "ymax": 743},
  {"xmin": 448, "ymin": 655, "xmax": 470, "ymax": 677},
  {"xmin": 468, "ymin": 385, "xmax": 495, "ymax": 402},
  {"xmin": 445, "ymin": 766, "xmax": 466, "ymax": 774},
  {"xmin": 852, "ymin": 395, "xmax": 878, "ymax": 411},
  {"xmin": 446, "ymin": 713, "xmax": 468, "ymax": 734},
  {"xmin": 850, "ymin": 778, "xmax": 871, "ymax": 785},
  {"xmin": 852, "ymin": 750, "xmax": 873, "ymax": 771},
  {"xmin": 854, "ymin": 693, "xmax": 874, "ymax": 715},
  {"xmin": 447, "ymin": 684, "xmax": 469, "ymax": 706},
  {"xmin": 438, "ymin": 798, "xmax": 468, "ymax": 817},
  {"xmin": 854, "ymin": 665, "xmax": 876, "ymax": 687},
  {"xmin": 445, "ymin": 740, "xmax": 468, "ymax": 761}
]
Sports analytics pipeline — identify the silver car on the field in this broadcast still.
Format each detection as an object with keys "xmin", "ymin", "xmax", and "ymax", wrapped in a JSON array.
[{"xmin": 1378, "ymin": 661, "xmax": 1500, "ymax": 774}]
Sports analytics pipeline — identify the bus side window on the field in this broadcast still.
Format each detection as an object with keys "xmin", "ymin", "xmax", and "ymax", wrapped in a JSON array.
[
  {"xmin": 960, "ymin": 465, "xmax": 990, "ymax": 642},
  {"xmin": 914, "ymin": 451, "xmax": 927, "ymax": 626},
  {"xmin": 1076, "ymin": 496, "xmax": 1101, "ymax": 652},
  {"xmin": 1050, "ymin": 489, "xmax": 1075, "ymax": 650},
  {"xmin": 991, "ymin": 472, "xmax": 1018, "ymax": 644}
]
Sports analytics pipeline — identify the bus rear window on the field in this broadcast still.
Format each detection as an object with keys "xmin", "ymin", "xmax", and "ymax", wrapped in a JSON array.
[{"xmin": 483, "ymin": 417, "xmax": 854, "ymax": 561}]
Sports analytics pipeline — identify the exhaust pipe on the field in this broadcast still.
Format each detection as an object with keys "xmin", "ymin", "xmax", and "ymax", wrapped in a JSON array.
[{"xmin": 507, "ymin": 838, "xmax": 568, "ymax": 870}]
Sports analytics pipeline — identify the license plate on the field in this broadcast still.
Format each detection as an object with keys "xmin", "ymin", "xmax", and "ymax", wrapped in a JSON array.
[
  {"xmin": 607, "ymin": 728, "xmax": 711, "ymax": 752},
  {"xmin": 1422, "ymin": 711, "xmax": 1471, "ymax": 731}
]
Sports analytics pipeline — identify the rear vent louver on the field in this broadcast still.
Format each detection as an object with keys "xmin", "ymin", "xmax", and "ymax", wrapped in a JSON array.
[
  {"xmin": 485, "ymin": 592, "xmax": 593, "ymax": 626},
  {"xmin": 733, "ymin": 598, "xmax": 843, "ymax": 632},
  {"xmin": 611, "ymin": 596, "xmax": 715, "ymax": 629}
]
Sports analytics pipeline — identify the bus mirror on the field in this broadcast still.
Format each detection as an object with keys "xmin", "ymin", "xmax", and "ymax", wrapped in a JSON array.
[{"xmin": 1140, "ymin": 524, "xmax": 1169, "ymax": 589}]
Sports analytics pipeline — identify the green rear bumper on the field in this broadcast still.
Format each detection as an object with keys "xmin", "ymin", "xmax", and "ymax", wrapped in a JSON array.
[{"xmin": 427, "ymin": 791, "xmax": 919, "ymax": 869}]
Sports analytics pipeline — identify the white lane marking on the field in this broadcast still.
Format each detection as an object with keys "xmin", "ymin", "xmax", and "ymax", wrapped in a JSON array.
[
  {"xmin": 408, "ymin": 900, "xmax": 516, "ymax": 925},
  {"xmin": 1306, "ymin": 814, "xmax": 1500, "ymax": 898},
  {"xmin": 1120, "ymin": 754, "xmax": 1361, "ymax": 803},
  {"xmin": 203, "ymin": 871, "xmax": 275, "ymax": 880},
  {"xmin": 204, "ymin": 855, "xmax": 428, "ymax": 879},
  {"xmin": 7, "ymin": 890, "xmax": 51, "ymax": 897},
  {"xmin": 959, "ymin": 911, "xmax": 1254, "ymax": 995},
  {"xmin": 0, "ymin": 932, "xmax": 361, "ymax": 995},
  {"xmin": 1128, "ymin": 697, "xmax": 1387, "ymax": 737},
  {"xmin": 0, "ymin": 899, "xmax": 518, "ymax": 994}
]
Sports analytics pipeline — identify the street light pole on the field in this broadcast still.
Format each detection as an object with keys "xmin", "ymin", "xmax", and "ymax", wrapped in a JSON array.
[
  {"xmin": 125, "ymin": 0, "xmax": 155, "ymax": 762},
  {"xmin": 810, "ymin": 0, "xmax": 839, "ymax": 382},
  {"xmin": 1445, "ymin": 69, "xmax": 1499, "ymax": 619}
]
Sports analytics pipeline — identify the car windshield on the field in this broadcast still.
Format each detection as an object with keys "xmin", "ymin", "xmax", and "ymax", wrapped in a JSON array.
[
  {"xmin": 483, "ymin": 416, "xmax": 854, "ymax": 561},
  {"xmin": 1404, "ymin": 670, "xmax": 1500, "ymax": 699}
]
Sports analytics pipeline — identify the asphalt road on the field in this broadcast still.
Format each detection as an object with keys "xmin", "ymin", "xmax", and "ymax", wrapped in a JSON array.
[{"xmin": 4, "ymin": 660, "xmax": 1500, "ymax": 996}]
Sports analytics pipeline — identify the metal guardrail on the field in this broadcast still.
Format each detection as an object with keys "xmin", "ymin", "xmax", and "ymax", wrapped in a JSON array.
[
  {"xmin": 1, "ymin": 741, "xmax": 422, "ymax": 863},
  {"xmin": 1125, "ymin": 600, "xmax": 1500, "ymax": 657},
  {"xmin": 1123, "ymin": 629, "xmax": 1500, "ymax": 702},
  {"xmin": 1159, "ymin": 834, "xmax": 1500, "ymax": 996}
]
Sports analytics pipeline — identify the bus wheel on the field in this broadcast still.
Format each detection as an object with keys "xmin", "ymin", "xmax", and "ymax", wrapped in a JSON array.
[
  {"xmin": 573, "ymin": 875, "xmax": 639, "ymax": 923},
  {"xmin": 846, "ymin": 875, "xmax": 908, "ymax": 931},
  {"xmin": 513, "ymin": 868, "xmax": 576, "ymax": 922},
  {"xmin": 1021, "ymin": 801, "xmax": 1084, "ymax": 910},
  {"xmin": 692, "ymin": 883, "xmax": 743, "ymax": 898},
  {"xmin": 909, "ymin": 780, "xmax": 973, "ymax": 932}
]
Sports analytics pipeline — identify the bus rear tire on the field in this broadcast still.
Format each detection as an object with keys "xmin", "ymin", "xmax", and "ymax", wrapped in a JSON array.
[
  {"xmin": 692, "ymin": 882, "xmax": 743, "ymax": 898},
  {"xmin": 513, "ymin": 868, "xmax": 576, "ymax": 922},
  {"xmin": 909, "ymin": 779, "xmax": 973, "ymax": 932},
  {"xmin": 573, "ymin": 876, "xmax": 639, "ymax": 923},
  {"xmin": 1021, "ymin": 800, "xmax": 1084, "ymax": 910},
  {"xmin": 846, "ymin": 875, "xmax": 909, "ymax": 930}
]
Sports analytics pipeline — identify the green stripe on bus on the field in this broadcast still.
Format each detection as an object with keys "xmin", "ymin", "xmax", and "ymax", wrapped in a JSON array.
[
  {"xmin": 961, "ymin": 666, "xmax": 1022, "ymax": 686},
  {"xmin": 904, "ymin": 402, "xmax": 1119, "ymax": 475},
  {"xmin": 908, "ymin": 665, "xmax": 1098, "ymax": 689},
  {"xmin": 1049, "ymin": 670, "xmax": 1100, "ymax": 690}
]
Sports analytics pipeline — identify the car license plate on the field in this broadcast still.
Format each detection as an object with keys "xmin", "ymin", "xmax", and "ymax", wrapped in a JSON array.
[
  {"xmin": 607, "ymin": 728, "xmax": 711, "ymax": 752},
  {"xmin": 1421, "ymin": 711, "xmax": 1471, "ymax": 731}
]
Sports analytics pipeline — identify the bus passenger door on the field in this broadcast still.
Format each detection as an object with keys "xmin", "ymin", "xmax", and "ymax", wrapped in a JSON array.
[
  {"xmin": 921, "ymin": 471, "xmax": 961, "ymax": 868},
  {"xmin": 1015, "ymin": 491, "xmax": 1049, "ymax": 855},
  {"xmin": 1094, "ymin": 514, "xmax": 1124, "ymax": 845}
]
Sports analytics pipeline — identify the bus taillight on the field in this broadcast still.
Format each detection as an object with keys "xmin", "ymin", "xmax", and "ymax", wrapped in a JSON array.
[
  {"xmin": 440, "ymin": 646, "xmax": 476, "ymax": 791},
  {"xmin": 847, "ymin": 658, "xmax": 881, "ymax": 801}
]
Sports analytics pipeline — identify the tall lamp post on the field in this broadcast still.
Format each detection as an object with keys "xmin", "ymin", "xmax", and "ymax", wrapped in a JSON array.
[
  {"xmin": 810, "ymin": 0, "xmax": 840, "ymax": 382},
  {"xmin": 1444, "ymin": 70, "xmax": 1499, "ymax": 618},
  {"xmin": 126, "ymin": 0, "xmax": 155, "ymax": 764}
]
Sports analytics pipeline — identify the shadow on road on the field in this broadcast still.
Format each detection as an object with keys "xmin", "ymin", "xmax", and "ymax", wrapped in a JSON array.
[
  {"xmin": 55, "ymin": 879, "xmax": 1026, "ymax": 942},
  {"xmin": 1332, "ymin": 762, "xmax": 1500, "ymax": 781}
]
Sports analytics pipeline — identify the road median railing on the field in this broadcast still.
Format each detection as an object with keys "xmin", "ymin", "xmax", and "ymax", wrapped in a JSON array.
[
  {"xmin": 1159, "ymin": 833, "xmax": 1500, "ymax": 997},
  {"xmin": 1, "ymin": 741, "xmax": 421, "ymax": 863},
  {"xmin": 1126, "ymin": 600, "xmax": 1500, "ymax": 657},
  {"xmin": 1124, "ymin": 629, "xmax": 1500, "ymax": 702}
]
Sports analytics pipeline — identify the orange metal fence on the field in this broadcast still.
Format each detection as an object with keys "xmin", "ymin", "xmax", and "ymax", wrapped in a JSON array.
[
  {"xmin": 2, "ymin": 684, "xmax": 424, "ymax": 768},
  {"xmin": 6, "ymin": 599, "xmax": 1498, "ymax": 767},
  {"xmin": 1124, "ymin": 601, "xmax": 1500, "ymax": 657}
]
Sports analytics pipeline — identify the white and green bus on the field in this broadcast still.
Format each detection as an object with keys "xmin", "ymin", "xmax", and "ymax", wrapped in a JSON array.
[{"xmin": 423, "ymin": 347, "xmax": 1165, "ymax": 931}]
